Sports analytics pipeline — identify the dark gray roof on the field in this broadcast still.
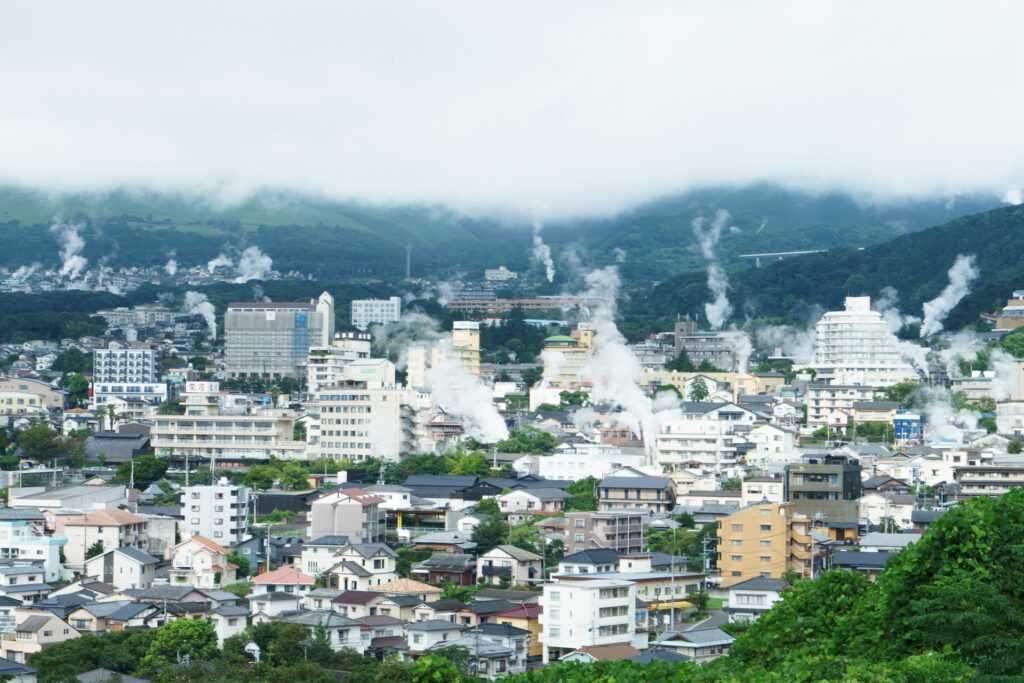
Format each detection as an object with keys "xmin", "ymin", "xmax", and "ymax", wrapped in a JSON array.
[
  {"xmin": 664, "ymin": 627, "xmax": 734, "ymax": 645},
  {"xmin": 16, "ymin": 614, "xmax": 50, "ymax": 633},
  {"xmin": 911, "ymin": 509, "xmax": 945, "ymax": 524},
  {"xmin": 407, "ymin": 618, "xmax": 464, "ymax": 632},
  {"xmin": 862, "ymin": 475, "xmax": 908, "ymax": 489},
  {"xmin": 0, "ymin": 657, "xmax": 34, "ymax": 677},
  {"xmin": 79, "ymin": 601, "xmax": 153, "ymax": 621},
  {"xmin": 467, "ymin": 599, "xmax": 518, "ymax": 614},
  {"xmin": 308, "ymin": 535, "xmax": 351, "ymax": 547},
  {"xmin": 334, "ymin": 560, "xmax": 371, "ymax": 578},
  {"xmin": 474, "ymin": 588, "xmax": 540, "ymax": 603},
  {"xmin": 851, "ymin": 401, "xmax": 900, "ymax": 410},
  {"xmin": 125, "ymin": 585, "xmax": 197, "ymax": 601},
  {"xmin": 84, "ymin": 433, "xmax": 150, "ymax": 464},
  {"xmin": 387, "ymin": 595, "xmax": 426, "ymax": 608},
  {"xmin": 112, "ymin": 547, "xmax": 160, "ymax": 565},
  {"xmin": 415, "ymin": 553, "xmax": 475, "ymax": 570},
  {"xmin": 280, "ymin": 609, "xmax": 361, "ymax": 628},
  {"xmin": 627, "ymin": 648, "xmax": 692, "ymax": 663},
  {"xmin": 599, "ymin": 476, "xmax": 671, "ymax": 490},
  {"xmin": 420, "ymin": 599, "xmax": 466, "ymax": 611},
  {"xmin": 1, "ymin": 582, "xmax": 51, "ymax": 593},
  {"xmin": 211, "ymin": 605, "xmax": 249, "ymax": 617},
  {"xmin": 466, "ymin": 622, "xmax": 530, "ymax": 637},
  {"xmin": 513, "ymin": 488, "xmax": 573, "ymax": 500},
  {"xmin": 0, "ymin": 508, "xmax": 44, "ymax": 520},
  {"xmin": 833, "ymin": 550, "xmax": 894, "ymax": 569},
  {"xmin": 726, "ymin": 576, "xmax": 789, "ymax": 592},
  {"xmin": 346, "ymin": 543, "xmax": 399, "ymax": 559},
  {"xmin": 560, "ymin": 549, "xmax": 621, "ymax": 565},
  {"xmin": 403, "ymin": 475, "xmax": 482, "ymax": 488},
  {"xmin": 358, "ymin": 614, "xmax": 406, "ymax": 626}
]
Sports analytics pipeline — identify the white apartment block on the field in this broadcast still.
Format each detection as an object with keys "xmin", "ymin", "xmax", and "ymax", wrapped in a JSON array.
[
  {"xmin": 539, "ymin": 578, "xmax": 644, "ymax": 663},
  {"xmin": 805, "ymin": 383, "xmax": 875, "ymax": 429},
  {"xmin": 513, "ymin": 446, "xmax": 646, "ymax": 481},
  {"xmin": 182, "ymin": 482, "xmax": 251, "ymax": 545},
  {"xmin": 310, "ymin": 372, "xmax": 410, "ymax": 463},
  {"xmin": 656, "ymin": 402, "xmax": 757, "ymax": 471},
  {"xmin": 350, "ymin": 297, "xmax": 402, "ymax": 331},
  {"xmin": 307, "ymin": 332, "xmax": 372, "ymax": 394},
  {"xmin": 93, "ymin": 347, "xmax": 158, "ymax": 383},
  {"xmin": 812, "ymin": 296, "xmax": 919, "ymax": 388},
  {"xmin": 484, "ymin": 265, "xmax": 518, "ymax": 281}
]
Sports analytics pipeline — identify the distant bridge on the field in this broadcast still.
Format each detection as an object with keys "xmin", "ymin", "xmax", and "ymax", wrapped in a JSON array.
[{"xmin": 738, "ymin": 247, "xmax": 864, "ymax": 268}]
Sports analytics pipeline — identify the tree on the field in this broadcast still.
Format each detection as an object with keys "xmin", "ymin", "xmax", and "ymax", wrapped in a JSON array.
[
  {"xmin": 722, "ymin": 477, "xmax": 742, "ymax": 491},
  {"xmin": 565, "ymin": 476, "xmax": 599, "ymax": 512},
  {"xmin": 85, "ymin": 541, "xmax": 104, "ymax": 559},
  {"xmin": 16, "ymin": 424, "xmax": 61, "ymax": 461},
  {"xmin": 244, "ymin": 464, "xmax": 281, "ymax": 489},
  {"xmin": 665, "ymin": 348, "xmax": 696, "ymax": 372},
  {"xmin": 141, "ymin": 619, "xmax": 217, "ymax": 671},
  {"xmin": 1010, "ymin": 440, "xmax": 1022, "ymax": 455},
  {"xmin": 688, "ymin": 377, "xmax": 710, "ymax": 402},
  {"xmin": 228, "ymin": 551, "xmax": 250, "ymax": 577},
  {"xmin": 688, "ymin": 589, "xmax": 709, "ymax": 613},
  {"xmin": 520, "ymin": 367, "xmax": 542, "ymax": 387},
  {"xmin": 112, "ymin": 454, "xmax": 168, "ymax": 487},
  {"xmin": 157, "ymin": 398, "xmax": 186, "ymax": 415},
  {"xmin": 52, "ymin": 347, "xmax": 92, "ymax": 374},
  {"xmin": 494, "ymin": 427, "xmax": 558, "ymax": 455},
  {"xmin": 279, "ymin": 462, "xmax": 310, "ymax": 490},
  {"xmin": 471, "ymin": 518, "xmax": 509, "ymax": 548},
  {"xmin": 60, "ymin": 373, "xmax": 90, "ymax": 405},
  {"xmin": 446, "ymin": 447, "xmax": 490, "ymax": 476},
  {"xmin": 473, "ymin": 498, "xmax": 501, "ymax": 518}
]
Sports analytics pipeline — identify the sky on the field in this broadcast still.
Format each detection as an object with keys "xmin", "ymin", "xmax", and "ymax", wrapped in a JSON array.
[{"xmin": 2, "ymin": 1, "xmax": 1024, "ymax": 218}]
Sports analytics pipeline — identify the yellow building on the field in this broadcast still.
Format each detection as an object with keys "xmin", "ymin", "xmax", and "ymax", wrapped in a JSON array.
[
  {"xmin": 493, "ymin": 603, "xmax": 544, "ymax": 657},
  {"xmin": 406, "ymin": 322, "xmax": 481, "ymax": 389},
  {"xmin": 541, "ymin": 323, "xmax": 593, "ymax": 388},
  {"xmin": 716, "ymin": 502, "xmax": 811, "ymax": 588},
  {"xmin": 0, "ymin": 390, "xmax": 46, "ymax": 415}
]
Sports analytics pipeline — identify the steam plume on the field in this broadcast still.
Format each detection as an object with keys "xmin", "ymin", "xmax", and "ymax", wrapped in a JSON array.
[
  {"xmin": 11, "ymin": 264, "xmax": 39, "ymax": 280},
  {"xmin": 426, "ymin": 357, "xmax": 509, "ymax": 443},
  {"xmin": 233, "ymin": 246, "xmax": 273, "ymax": 283},
  {"xmin": 164, "ymin": 254, "xmax": 178, "ymax": 276},
  {"xmin": 539, "ymin": 349, "xmax": 566, "ymax": 388},
  {"xmin": 755, "ymin": 323, "xmax": 816, "ymax": 365},
  {"xmin": 184, "ymin": 291, "xmax": 217, "ymax": 339},
  {"xmin": 50, "ymin": 219, "xmax": 87, "ymax": 279},
  {"xmin": 207, "ymin": 253, "xmax": 233, "ymax": 271},
  {"xmin": 532, "ymin": 220, "xmax": 556, "ymax": 282},
  {"xmin": 692, "ymin": 209, "xmax": 733, "ymax": 329},
  {"xmin": 873, "ymin": 286, "xmax": 920, "ymax": 334},
  {"xmin": 612, "ymin": 247, "xmax": 626, "ymax": 263},
  {"xmin": 920, "ymin": 254, "xmax": 978, "ymax": 337}
]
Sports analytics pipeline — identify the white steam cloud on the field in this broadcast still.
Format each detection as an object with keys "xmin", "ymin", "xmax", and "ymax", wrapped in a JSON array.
[
  {"xmin": 532, "ymin": 220, "xmax": 556, "ymax": 283},
  {"xmin": 612, "ymin": 247, "xmax": 627, "ymax": 263},
  {"xmin": 720, "ymin": 328, "xmax": 752, "ymax": 372},
  {"xmin": 873, "ymin": 286, "xmax": 920, "ymax": 334},
  {"xmin": 920, "ymin": 254, "xmax": 978, "ymax": 337},
  {"xmin": 164, "ymin": 256, "xmax": 178, "ymax": 276},
  {"xmin": 755, "ymin": 324, "xmax": 817, "ymax": 365},
  {"xmin": 692, "ymin": 209, "xmax": 733, "ymax": 330},
  {"xmin": 184, "ymin": 291, "xmax": 217, "ymax": 339},
  {"xmin": 370, "ymin": 311, "xmax": 445, "ymax": 371},
  {"xmin": 207, "ymin": 253, "xmax": 233, "ymax": 271},
  {"xmin": 233, "ymin": 246, "xmax": 273, "ymax": 283},
  {"xmin": 939, "ymin": 329, "xmax": 984, "ymax": 376},
  {"xmin": 50, "ymin": 219, "xmax": 87, "ymax": 280},
  {"xmin": 990, "ymin": 347, "xmax": 1019, "ymax": 402},
  {"xmin": 10, "ymin": 264, "xmax": 39, "ymax": 281},
  {"xmin": 917, "ymin": 385, "xmax": 980, "ymax": 446},
  {"xmin": 426, "ymin": 356, "xmax": 509, "ymax": 443},
  {"xmin": 539, "ymin": 348, "xmax": 566, "ymax": 388}
]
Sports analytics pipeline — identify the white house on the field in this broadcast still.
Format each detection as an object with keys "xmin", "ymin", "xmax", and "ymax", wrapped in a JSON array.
[
  {"xmin": 740, "ymin": 477, "xmax": 785, "ymax": 507},
  {"xmin": 251, "ymin": 566, "xmax": 316, "ymax": 597},
  {"xmin": 324, "ymin": 543, "xmax": 400, "ymax": 591},
  {"xmin": 724, "ymin": 577, "xmax": 788, "ymax": 623},
  {"xmin": 539, "ymin": 578, "xmax": 646, "ymax": 663},
  {"xmin": 655, "ymin": 402, "xmax": 759, "ymax": 472},
  {"xmin": 746, "ymin": 424, "xmax": 796, "ymax": 469},
  {"xmin": 497, "ymin": 489, "xmax": 573, "ymax": 522},
  {"xmin": 476, "ymin": 545, "xmax": 542, "ymax": 587},
  {"xmin": 299, "ymin": 536, "xmax": 350, "ymax": 577},
  {"xmin": 209, "ymin": 605, "xmax": 249, "ymax": 646},
  {"xmin": 83, "ymin": 547, "xmax": 159, "ymax": 590},
  {"xmin": 169, "ymin": 535, "xmax": 237, "ymax": 589},
  {"xmin": 513, "ymin": 445, "xmax": 646, "ymax": 482},
  {"xmin": 858, "ymin": 493, "xmax": 916, "ymax": 530},
  {"xmin": 279, "ymin": 610, "xmax": 367, "ymax": 655},
  {"xmin": 404, "ymin": 619, "xmax": 465, "ymax": 655}
]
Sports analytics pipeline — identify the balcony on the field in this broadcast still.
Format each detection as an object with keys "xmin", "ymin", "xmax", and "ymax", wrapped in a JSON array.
[
  {"xmin": 790, "ymin": 544, "xmax": 811, "ymax": 561},
  {"xmin": 481, "ymin": 566, "xmax": 512, "ymax": 577}
]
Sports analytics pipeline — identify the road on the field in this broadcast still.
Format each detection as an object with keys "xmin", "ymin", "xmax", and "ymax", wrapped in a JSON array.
[{"xmin": 686, "ymin": 609, "xmax": 728, "ymax": 630}]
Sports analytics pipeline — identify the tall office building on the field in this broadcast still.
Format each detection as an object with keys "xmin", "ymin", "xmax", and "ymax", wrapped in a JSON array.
[
  {"xmin": 224, "ymin": 292, "xmax": 334, "ymax": 379},
  {"xmin": 813, "ymin": 296, "xmax": 918, "ymax": 387},
  {"xmin": 350, "ymin": 297, "xmax": 402, "ymax": 331}
]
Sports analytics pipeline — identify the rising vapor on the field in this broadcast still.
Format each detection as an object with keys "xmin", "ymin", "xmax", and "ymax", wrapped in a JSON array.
[
  {"xmin": 920, "ymin": 254, "xmax": 978, "ymax": 337},
  {"xmin": 50, "ymin": 219, "xmax": 87, "ymax": 279},
  {"xmin": 532, "ymin": 221, "xmax": 555, "ymax": 283}
]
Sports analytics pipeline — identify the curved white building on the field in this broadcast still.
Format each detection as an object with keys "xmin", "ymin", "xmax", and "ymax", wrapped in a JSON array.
[{"xmin": 813, "ymin": 296, "xmax": 919, "ymax": 387}]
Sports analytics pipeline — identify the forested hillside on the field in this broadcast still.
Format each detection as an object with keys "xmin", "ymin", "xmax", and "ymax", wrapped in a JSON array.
[{"xmin": 635, "ymin": 203, "xmax": 1024, "ymax": 329}]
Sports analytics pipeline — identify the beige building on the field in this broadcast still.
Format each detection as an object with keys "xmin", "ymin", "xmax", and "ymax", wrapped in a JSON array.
[
  {"xmin": 955, "ymin": 465, "xmax": 1024, "ymax": 498},
  {"xmin": 806, "ymin": 383, "xmax": 875, "ymax": 429},
  {"xmin": 306, "ymin": 332, "xmax": 373, "ymax": 394},
  {"xmin": 150, "ymin": 384, "xmax": 305, "ymax": 461},
  {"xmin": 0, "ymin": 391, "xmax": 47, "ymax": 416},
  {"xmin": 716, "ymin": 502, "xmax": 811, "ymax": 588},
  {"xmin": 2, "ymin": 609, "xmax": 79, "ymax": 664},
  {"xmin": 540, "ymin": 324, "xmax": 593, "ymax": 388},
  {"xmin": 406, "ymin": 322, "xmax": 481, "ymax": 389},
  {"xmin": 565, "ymin": 511, "xmax": 646, "ymax": 555},
  {"xmin": 0, "ymin": 378, "xmax": 66, "ymax": 410},
  {"xmin": 60, "ymin": 508, "xmax": 150, "ymax": 570}
]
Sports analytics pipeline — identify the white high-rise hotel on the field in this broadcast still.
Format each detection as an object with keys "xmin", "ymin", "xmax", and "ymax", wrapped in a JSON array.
[{"xmin": 813, "ymin": 296, "xmax": 919, "ymax": 387}]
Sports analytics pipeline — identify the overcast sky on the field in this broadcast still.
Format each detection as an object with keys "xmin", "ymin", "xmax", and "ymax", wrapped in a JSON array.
[{"xmin": 1, "ymin": 1, "xmax": 1023, "ymax": 218}]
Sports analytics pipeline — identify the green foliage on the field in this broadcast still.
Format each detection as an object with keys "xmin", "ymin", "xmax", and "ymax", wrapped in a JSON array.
[
  {"xmin": 223, "ymin": 581, "xmax": 253, "ymax": 599},
  {"xmin": 478, "ymin": 307, "xmax": 552, "ymax": 363},
  {"xmin": 244, "ymin": 463, "xmax": 281, "ymax": 489},
  {"xmin": 278, "ymin": 461, "xmax": 311, "ymax": 490},
  {"xmin": 227, "ymin": 551, "xmax": 250, "ymax": 577},
  {"xmin": 564, "ymin": 476, "xmax": 599, "ymax": 512},
  {"xmin": 439, "ymin": 581, "xmax": 480, "ymax": 603},
  {"xmin": 558, "ymin": 390, "xmax": 589, "ymax": 407},
  {"xmin": 665, "ymin": 348, "xmax": 695, "ymax": 372},
  {"xmin": 880, "ymin": 379, "xmax": 922, "ymax": 405},
  {"xmin": 140, "ymin": 619, "xmax": 218, "ymax": 671},
  {"xmin": 16, "ymin": 424, "xmax": 62, "ymax": 461},
  {"xmin": 471, "ymin": 517, "xmax": 510, "ymax": 548},
  {"xmin": 259, "ymin": 509, "xmax": 298, "ymax": 524},
  {"xmin": 520, "ymin": 366, "xmax": 542, "ymax": 388},
  {"xmin": 494, "ymin": 426, "xmax": 558, "ymax": 455},
  {"xmin": 1010, "ymin": 439, "xmax": 1022, "ymax": 454},
  {"xmin": 85, "ymin": 540, "xmax": 104, "ymax": 560},
  {"xmin": 721, "ymin": 477, "xmax": 742, "ymax": 491},
  {"xmin": 396, "ymin": 548, "xmax": 434, "ymax": 577},
  {"xmin": 533, "ymin": 403, "xmax": 560, "ymax": 412},
  {"xmin": 157, "ymin": 398, "xmax": 186, "ymax": 415},
  {"xmin": 385, "ymin": 453, "xmax": 448, "ymax": 483},
  {"xmin": 689, "ymin": 377, "xmax": 709, "ymax": 401},
  {"xmin": 51, "ymin": 346, "xmax": 93, "ymax": 374},
  {"xmin": 445, "ymin": 448, "xmax": 490, "ymax": 476},
  {"xmin": 59, "ymin": 372, "xmax": 90, "ymax": 405},
  {"xmin": 473, "ymin": 498, "xmax": 501, "ymax": 518},
  {"xmin": 112, "ymin": 454, "xmax": 168, "ymax": 486}
]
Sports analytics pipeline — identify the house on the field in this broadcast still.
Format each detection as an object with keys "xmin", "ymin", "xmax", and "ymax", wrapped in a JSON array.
[
  {"xmin": 463, "ymin": 622, "xmax": 530, "ymax": 675},
  {"xmin": 252, "ymin": 566, "xmax": 315, "ymax": 597},
  {"xmin": 0, "ymin": 655, "xmax": 35, "ymax": 682},
  {"xmin": 724, "ymin": 577, "xmax": 788, "ymax": 623},
  {"xmin": 556, "ymin": 549, "xmax": 621, "ymax": 575},
  {"xmin": 911, "ymin": 509, "xmax": 944, "ymax": 534},
  {"xmin": 861, "ymin": 475, "xmax": 912, "ymax": 495},
  {"xmin": 358, "ymin": 614, "xmax": 406, "ymax": 653},
  {"xmin": 410, "ymin": 553, "xmax": 476, "ymax": 586},
  {"xmin": 323, "ymin": 543, "xmax": 399, "ymax": 591},
  {"xmin": 1, "ymin": 610, "xmax": 79, "ymax": 664},
  {"xmin": 598, "ymin": 476, "xmax": 675, "ymax": 514},
  {"xmin": 83, "ymin": 547, "xmax": 159, "ymax": 591},
  {"xmin": 307, "ymin": 489, "xmax": 386, "ymax": 544},
  {"xmin": 375, "ymin": 578, "xmax": 443, "ymax": 602},
  {"xmin": 278, "ymin": 610, "xmax": 366, "ymax": 654},
  {"xmin": 169, "ymin": 536, "xmax": 237, "ymax": 589},
  {"xmin": 492, "ymin": 603, "xmax": 544, "ymax": 657},
  {"xmin": 411, "ymin": 599, "xmax": 466, "ymax": 623},
  {"xmin": 401, "ymin": 475, "xmax": 503, "ymax": 510},
  {"xmin": 858, "ymin": 493, "xmax": 916, "ymax": 530},
  {"xmin": 565, "ymin": 511, "xmax": 647, "ymax": 554},
  {"xmin": 0, "ymin": 567, "xmax": 50, "ymax": 604},
  {"xmin": 331, "ymin": 590, "xmax": 388, "ymax": 619},
  {"xmin": 372, "ymin": 595, "xmax": 423, "ymax": 621},
  {"xmin": 833, "ymin": 550, "xmax": 894, "ymax": 580},
  {"xmin": 427, "ymin": 634, "xmax": 517, "ymax": 680},
  {"xmin": 299, "ymin": 536, "xmax": 351, "ymax": 577},
  {"xmin": 476, "ymin": 545, "xmax": 542, "ymax": 587},
  {"xmin": 303, "ymin": 588, "xmax": 343, "ymax": 611},
  {"xmin": 250, "ymin": 592, "xmax": 301, "ymax": 619},
  {"xmin": 404, "ymin": 619, "xmax": 465, "ymax": 657},
  {"xmin": 409, "ymin": 530, "xmax": 476, "ymax": 553},
  {"xmin": 66, "ymin": 601, "xmax": 157, "ymax": 633},
  {"xmin": 858, "ymin": 532, "xmax": 921, "ymax": 552},
  {"xmin": 651, "ymin": 627, "xmax": 734, "ymax": 662},
  {"xmin": 497, "ymin": 488, "xmax": 572, "ymax": 523},
  {"xmin": 539, "ymin": 578, "xmax": 644, "ymax": 664},
  {"xmin": 208, "ymin": 605, "xmax": 249, "ymax": 646},
  {"xmin": 75, "ymin": 669, "xmax": 148, "ymax": 683},
  {"xmin": 60, "ymin": 508, "xmax": 150, "ymax": 569},
  {"xmin": 740, "ymin": 477, "xmax": 785, "ymax": 506},
  {"xmin": 625, "ymin": 647, "xmax": 692, "ymax": 664}
]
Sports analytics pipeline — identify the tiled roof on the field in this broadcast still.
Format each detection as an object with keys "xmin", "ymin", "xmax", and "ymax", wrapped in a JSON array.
[
  {"xmin": 253, "ymin": 567, "xmax": 315, "ymax": 585},
  {"xmin": 375, "ymin": 578, "xmax": 442, "ymax": 594},
  {"xmin": 188, "ymin": 535, "xmax": 229, "ymax": 555}
]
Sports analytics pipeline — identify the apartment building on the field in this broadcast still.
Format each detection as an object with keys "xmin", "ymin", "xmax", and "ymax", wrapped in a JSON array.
[
  {"xmin": 93, "ymin": 347, "xmax": 157, "ymax": 383},
  {"xmin": 308, "ymin": 489, "xmax": 386, "ymax": 544},
  {"xmin": 598, "ymin": 476, "xmax": 675, "ymax": 514},
  {"xmin": 350, "ymin": 297, "xmax": 402, "ymax": 331},
  {"xmin": 812, "ymin": 296, "xmax": 919, "ymax": 387},
  {"xmin": 655, "ymin": 402, "xmax": 758, "ymax": 471},
  {"xmin": 784, "ymin": 454, "xmax": 863, "ymax": 526},
  {"xmin": 60, "ymin": 508, "xmax": 150, "ymax": 569},
  {"xmin": 306, "ymin": 332, "xmax": 372, "ymax": 394},
  {"xmin": 565, "ymin": 511, "xmax": 647, "ymax": 555},
  {"xmin": 182, "ymin": 481, "xmax": 251, "ymax": 545},
  {"xmin": 955, "ymin": 465, "xmax": 1024, "ymax": 498},
  {"xmin": 716, "ymin": 502, "xmax": 811, "ymax": 587},
  {"xmin": 0, "ymin": 510, "xmax": 66, "ymax": 582},
  {"xmin": 0, "ymin": 378, "xmax": 66, "ymax": 410},
  {"xmin": 673, "ymin": 321, "xmax": 748, "ymax": 372},
  {"xmin": 539, "ymin": 324, "xmax": 593, "ymax": 388},
  {"xmin": 805, "ymin": 383, "xmax": 876, "ymax": 429},
  {"xmin": 539, "ymin": 578, "xmax": 644, "ymax": 663},
  {"xmin": 406, "ymin": 321, "xmax": 481, "ymax": 389},
  {"xmin": 310, "ymin": 370, "xmax": 410, "ymax": 463},
  {"xmin": 224, "ymin": 292, "xmax": 334, "ymax": 379},
  {"xmin": 150, "ymin": 384, "xmax": 305, "ymax": 461}
]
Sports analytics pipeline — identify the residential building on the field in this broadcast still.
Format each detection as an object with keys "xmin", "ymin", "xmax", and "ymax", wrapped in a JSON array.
[
  {"xmin": 169, "ymin": 535, "xmax": 237, "ymax": 589},
  {"xmin": 557, "ymin": 549, "xmax": 622, "ymax": 575},
  {"xmin": 0, "ymin": 567, "xmax": 50, "ymax": 604},
  {"xmin": 308, "ymin": 489, "xmax": 386, "ymax": 543},
  {"xmin": 252, "ymin": 566, "xmax": 315, "ymax": 598},
  {"xmin": 350, "ymin": 297, "xmax": 401, "ymax": 331},
  {"xmin": 716, "ymin": 502, "xmax": 812, "ymax": 587},
  {"xmin": 805, "ymin": 383, "xmax": 876, "ymax": 429},
  {"xmin": 484, "ymin": 265, "xmax": 518, "ymax": 281},
  {"xmin": 60, "ymin": 508, "xmax": 149, "ymax": 569},
  {"xmin": 859, "ymin": 532, "xmax": 921, "ymax": 552},
  {"xmin": 462, "ymin": 622, "xmax": 530, "ymax": 677},
  {"xmin": 832, "ymin": 549, "xmax": 893, "ymax": 580},
  {"xmin": 723, "ymin": 577, "xmax": 788, "ymax": 623},
  {"xmin": 0, "ymin": 378, "xmax": 66, "ymax": 410},
  {"xmin": 427, "ymin": 634, "xmax": 517, "ymax": 680},
  {"xmin": 476, "ymin": 545, "xmax": 543, "ymax": 586},
  {"xmin": 955, "ymin": 465, "xmax": 1024, "ymax": 498},
  {"xmin": 673, "ymin": 321, "xmax": 748, "ymax": 372},
  {"xmin": 323, "ymin": 543, "xmax": 399, "ymax": 591},
  {"xmin": 310, "ymin": 370, "xmax": 410, "ymax": 463},
  {"xmin": 539, "ymin": 578, "xmax": 644, "ymax": 663},
  {"xmin": 299, "ymin": 536, "xmax": 350, "ymax": 577},
  {"xmin": 223, "ymin": 293, "xmax": 335, "ymax": 379},
  {"xmin": 852, "ymin": 401, "xmax": 901, "ymax": 424},
  {"xmin": 812, "ymin": 296, "xmax": 919, "ymax": 387},
  {"xmin": 741, "ymin": 477, "xmax": 785, "ymax": 507},
  {"xmin": 209, "ymin": 605, "xmax": 249, "ymax": 646},
  {"xmin": 181, "ymin": 481, "xmax": 251, "ymax": 545},
  {"xmin": 93, "ymin": 347, "xmax": 157, "ymax": 383},
  {"xmin": 598, "ymin": 476, "xmax": 675, "ymax": 514},
  {"xmin": 565, "ymin": 511, "xmax": 647, "ymax": 555},
  {"xmin": 306, "ymin": 332, "xmax": 373, "ymax": 394},
  {"xmin": 512, "ymin": 446, "xmax": 645, "ymax": 481},
  {"xmin": 656, "ymin": 402, "xmax": 758, "ymax": 471},
  {"xmin": 493, "ymin": 603, "xmax": 544, "ymax": 657},
  {"xmin": 404, "ymin": 619, "xmax": 465, "ymax": 656},
  {"xmin": 497, "ymin": 488, "xmax": 572, "ymax": 522},
  {"xmin": 785, "ymin": 454, "xmax": 863, "ymax": 526},
  {"xmin": 651, "ymin": 628, "xmax": 733, "ymax": 663},
  {"xmin": 278, "ymin": 610, "xmax": 365, "ymax": 654},
  {"xmin": 82, "ymin": 547, "xmax": 159, "ymax": 590},
  {"xmin": 0, "ymin": 391, "xmax": 47, "ymax": 417},
  {"xmin": 1, "ymin": 610, "xmax": 78, "ymax": 664},
  {"xmin": 539, "ymin": 324, "xmax": 593, "ymax": 388},
  {"xmin": 410, "ymin": 553, "xmax": 476, "ymax": 586},
  {"xmin": 858, "ymin": 492, "xmax": 916, "ymax": 530},
  {"xmin": 150, "ymin": 385, "xmax": 305, "ymax": 461},
  {"xmin": 893, "ymin": 411, "xmax": 923, "ymax": 444},
  {"xmin": 0, "ymin": 509, "xmax": 66, "ymax": 582}
]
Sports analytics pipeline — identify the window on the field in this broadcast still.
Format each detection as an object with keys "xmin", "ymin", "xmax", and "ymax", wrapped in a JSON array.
[
  {"xmin": 760, "ymin": 540, "xmax": 771, "ymax": 547},
  {"xmin": 574, "ymin": 534, "xmax": 584, "ymax": 542},
  {"xmin": 760, "ymin": 524, "xmax": 771, "ymax": 532},
  {"xmin": 731, "ymin": 523, "xmax": 743, "ymax": 532},
  {"xmin": 43, "ymin": 630, "xmax": 52, "ymax": 636},
  {"xmin": 413, "ymin": 634, "xmax": 422, "ymax": 644},
  {"xmin": 731, "ymin": 539, "xmax": 742, "ymax": 546},
  {"xmin": 373, "ymin": 559, "xmax": 385, "ymax": 569},
  {"xmin": 760, "ymin": 556, "xmax": 770, "ymax": 563},
  {"xmin": 549, "ymin": 591, "xmax": 560, "ymax": 601},
  {"xmin": 550, "ymin": 608, "xmax": 560, "ymax": 619},
  {"xmin": 575, "ymin": 519, "xmax": 585, "ymax": 528},
  {"xmin": 731, "ymin": 571, "xmax": 742, "ymax": 577},
  {"xmin": 731, "ymin": 555, "xmax": 742, "ymax": 562},
  {"xmin": 549, "ymin": 627, "xmax": 560, "ymax": 638}
]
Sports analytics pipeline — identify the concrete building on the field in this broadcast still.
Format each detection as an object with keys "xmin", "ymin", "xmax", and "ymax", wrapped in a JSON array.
[
  {"xmin": 0, "ymin": 391, "xmax": 47, "ymax": 417},
  {"xmin": 60, "ymin": 508, "xmax": 150, "ymax": 569},
  {"xmin": 83, "ymin": 547, "xmax": 159, "ymax": 590},
  {"xmin": 673, "ymin": 321, "xmax": 748, "ymax": 372},
  {"xmin": 93, "ymin": 347, "xmax": 157, "ymax": 383},
  {"xmin": 955, "ymin": 465, "xmax": 1024, "ymax": 498},
  {"xmin": 350, "ymin": 297, "xmax": 401, "ymax": 331},
  {"xmin": 655, "ymin": 402, "xmax": 758, "ymax": 472},
  {"xmin": 0, "ymin": 510, "xmax": 66, "ymax": 582},
  {"xmin": 224, "ymin": 292, "xmax": 334, "ymax": 379},
  {"xmin": 182, "ymin": 481, "xmax": 251, "ymax": 545},
  {"xmin": 540, "ymin": 324, "xmax": 593, "ymax": 388},
  {"xmin": 484, "ymin": 265, "xmax": 518, "ymax": 282},
  {"xmin": 565, "ymin": 511, "xmax": 647, "ymax": 555},
  {"xmin": 992, "ymin": 290, "xmax": 1024, "ymax": 329},
  {"xmin": 539, "ymin": 578, "xmax": 645, "ymax": 663},
  {"xmin": 476, "ymin": 545, "xmax": 542, "ymax": 586},
  {"xmin": 306, "ymin": 332, "xmax": 372, "ymax": 394},
  {"xmin": 0, "ymin": 378, "xmax": 66, "ymax": 410},
  {"xmin": 513, "ymin": 447, "xmax": 645, "ymax": 481},
  {"xmin": 805, "ymin": 383, "xmax": 876, "ymax": 429},
  {"xmin": 784, "ymin": 454, "xmax": 863, "ymax": 526},
  {"xmin": 598, "ymin": 476, "xmax": 675, "ymax": 514},
  {"xmin": 406, "ymin": 321, "xmax": 481, "ymax": 389},
  {"xmin": 9, "ymin": 485, "xmax": 128, "ymax": 511},
  {"xmin": 716, "ymin": 502, "xmax": 812, "ymax": 587},
  {"xmin": 812, "ymin": 296, "xmax": 919, "ymax": 387},
  {"xmin": 308, "ymin": 489, "xmax": 386, "ymax": 544}
]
